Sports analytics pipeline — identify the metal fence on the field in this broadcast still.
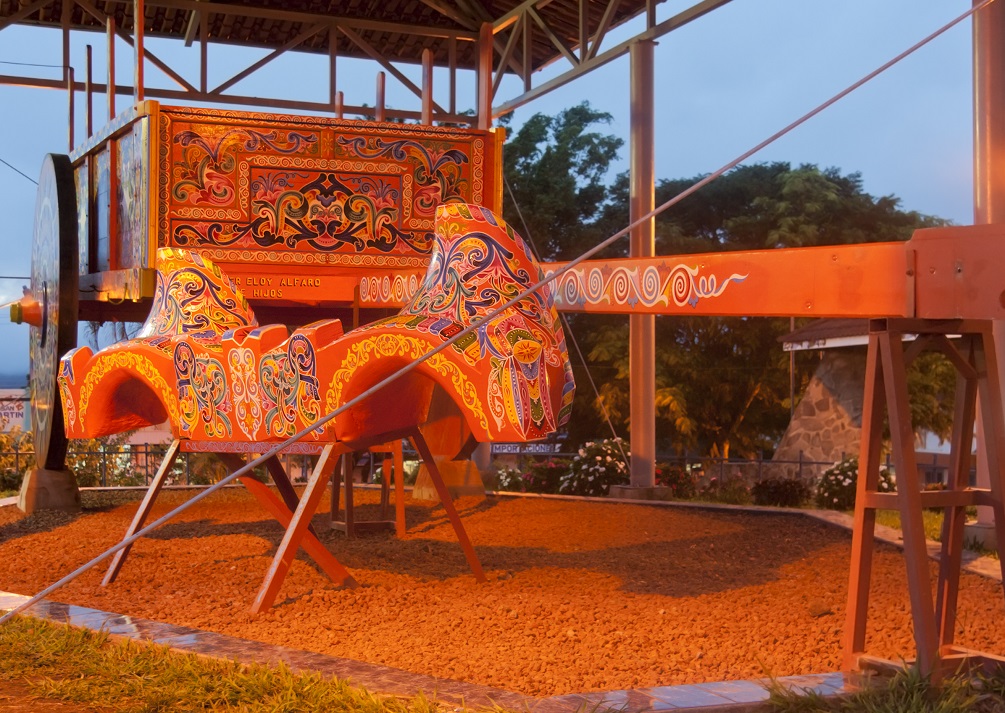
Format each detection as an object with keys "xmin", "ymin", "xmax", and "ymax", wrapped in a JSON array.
[
  {"xmin": 0, "ymin": 444, "xmax": 972, "ymax": 491},
  {"xmin": 0, "ymin": 444, "xmax": 318, "ymax": 489}
]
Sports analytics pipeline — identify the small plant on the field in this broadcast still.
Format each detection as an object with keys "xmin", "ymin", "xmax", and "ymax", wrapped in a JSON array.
[
  {"xmin": 815, "ymin": 455, "xmax": 895, "ymax": 511},
  {"xmin": 559, "ymin": 438, "xmax": 629, "ymax": 497},
  {"xmin": 698, "ymin": 475, "xmax": 752, "ymax": 505},
  {"xmin": 655, "ymin": 463, "xmax": 697, "ymax": 500},
  {"xmin": 752, "ymin": 477, "xmax": 811, "ymax": 508},
  {"xmin": 495, "ymin": 465, "xmax": 525, "ymax": 492},
  {"xmin": 524, "ymin": 459, "xmax": 570, "ymax": 494}
]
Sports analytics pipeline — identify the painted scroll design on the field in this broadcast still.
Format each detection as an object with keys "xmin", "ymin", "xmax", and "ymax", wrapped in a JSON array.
[
  {"xmin": 348, "ymin": 203, "xmax": 573, "ymax": 440},
  {"xmin": 358, "ymin": 273, "xmax": 422, "ymax": 304},
  {"xmin": 550, "ymin": 263, "xmax": 748, "ymax": 310},
  {"xmin": 139, "ymin": 248, "xmax": 256, "ymax": 339},
  {"xmin": 174, "ymin": 342, "xmax": 232, "ymax": 438},
  {"xmin": 75, "ymin": 351, "xmax": 181, "ymax": 431},
  {"xmin": 325, "ymin": 333, "xmax": 490, "ymax": 433},
  {"xmin": 259, "ymin": 334, "xmax": 321, "ymax": 438},
  {"xmin": 172, "ymin": 128, "xmax": 318, "ymax": 207},
  {"xmin": 334, "ymin": 136, "xmax": 470, "ymax": 216},
  {"xmin": 228, "ymin": 347, "xmax": 262, "ymax": 440},
  {"xmin": 172, "ymin": 170, "xmax": 432, "ymax": 254}
]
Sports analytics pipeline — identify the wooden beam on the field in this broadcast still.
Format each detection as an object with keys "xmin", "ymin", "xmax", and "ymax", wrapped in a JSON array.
[
  {"xmin": 528, "ymin": 7, "xmax": 578, "ymax": 66},
  {"xmin": 0, "ymin": 0, "xmax": 52, "ymax": 34},
  {"xmin": 589, "ymin": 0, "xmax": 622, "ymax": 60},
  {"xmin": 211, "ymin": 23, "xmax": 325, "ymax": 95},
  {"xmin": 340, "ymin": 24, "xmax": 447, "ymax": 115},
  {"xmin": 493, "ymin": 20, "xmax": 522, "ymax": 97},
  {"xmin": 77, "ymin": 0, "xmax": 198, "ymax": 92},
  {"xmin": 0, "ymin": 75, "xmax": 478, "ymax": 124},
  {"xmin": 111, "ymin": 0, "xmax": 478, "ymax": 41},
  {"xmin": 418, "ymin": 0, "xmax": 478, "ymax": 30},
  {"xmin": 494, "ymin": 0, "xmax": 736, "ymax": 117}
]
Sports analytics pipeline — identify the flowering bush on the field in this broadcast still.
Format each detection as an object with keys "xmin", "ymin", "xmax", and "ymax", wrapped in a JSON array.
[
  {"xmin": 752, "ymin": 477, "xmax": 811, "ymax": 507},
  {"xmin": 815, "ymin": 455, "xmax": 895, "ymax": 510},
  {"xmin": 698, "ymin": 476, "xmax": 752, "ymax": 505},
  {"xmin": 495, "ymin": 465, "xmax": 525, "ymax": 492},
  {"xmin": 559, "ymin": 438, "xmax": 630, "ymax": 497},
  {"xmin": 656, "ymin": 464, "xmax": 698, "ymax": 500},
  {"xmin": 524, "ymin": 459, "xmax": 571, "ymax": 494}
]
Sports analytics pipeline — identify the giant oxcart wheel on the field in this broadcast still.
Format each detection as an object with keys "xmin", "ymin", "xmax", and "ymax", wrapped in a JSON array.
[{"xmin": 28, "ymin": 153, "xmax": 79, "ymax": 472}]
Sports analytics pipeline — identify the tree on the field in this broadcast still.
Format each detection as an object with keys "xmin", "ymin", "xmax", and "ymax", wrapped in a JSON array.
[
  {"xmin": 501, "ymin": 102, "xmax": 623, "ymax": 261},
  {"xmin": 580, "ymin": 163, "xmax": 949, "ymax": 457}
]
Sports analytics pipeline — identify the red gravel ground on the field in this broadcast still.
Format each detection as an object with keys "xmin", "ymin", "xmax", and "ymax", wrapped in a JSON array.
[{"xmin": 1, "ymin": 488, "xmax": 1003, "ymax": 697}]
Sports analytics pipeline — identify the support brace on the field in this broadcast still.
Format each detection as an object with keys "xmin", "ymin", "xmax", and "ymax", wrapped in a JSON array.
[{"xmin": 844, "ymin": 319, "xmax": 1005, "ymax": 680}]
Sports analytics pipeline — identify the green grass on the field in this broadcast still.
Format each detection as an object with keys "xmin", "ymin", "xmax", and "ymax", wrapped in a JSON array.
[
  {"xmin": 767, "ymin": 666, "xmax": 1005, "ymax": 712},
  {"xmin": 873, "ymin": 509, "xmax": 946, "ymax": 544},
  {"xmin": 872, "ymin": 509, "xmax": 1000, "ymax": 560},
  {"xmin": 0, "ymin": 615, "xmax": 472, "ymax": 713}
]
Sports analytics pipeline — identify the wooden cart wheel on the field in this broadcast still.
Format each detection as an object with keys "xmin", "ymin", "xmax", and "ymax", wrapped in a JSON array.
[{"xmin": 29, "ymin": 153, "xmax": 79, "ymax": 471}]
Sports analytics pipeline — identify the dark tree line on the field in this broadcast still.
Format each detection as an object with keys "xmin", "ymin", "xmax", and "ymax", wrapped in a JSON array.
[{"xmin": 501, "ymin": 102, "xmax": 951, "ymax": 457}]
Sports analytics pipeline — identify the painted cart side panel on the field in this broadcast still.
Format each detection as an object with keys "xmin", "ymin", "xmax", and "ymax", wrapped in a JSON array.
[{"xmin": 69, "ymin": 101, "xmax": 504, "ymax": 308}]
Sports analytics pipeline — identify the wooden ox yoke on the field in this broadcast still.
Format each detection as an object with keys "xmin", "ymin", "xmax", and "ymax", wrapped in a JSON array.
[{"xmin": 56, "ymin": 203, "xmax": 575, "ymax": 611}]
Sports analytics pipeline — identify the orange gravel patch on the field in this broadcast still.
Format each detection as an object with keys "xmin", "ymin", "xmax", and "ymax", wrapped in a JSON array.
[{"xmin": 1, "ymin": 489, "xmax": 1003, "ymax": 697}]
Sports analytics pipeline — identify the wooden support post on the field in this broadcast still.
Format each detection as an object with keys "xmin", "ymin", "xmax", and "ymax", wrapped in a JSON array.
[
  {"xmin": 477, "ymin": 22, "xmax": 493, "ymax": 129},
  {"xmin": 843, "ymin": 331, "xmax": 885, "ymax": 669},
  {"xmin": 252, "ymin": 444, "xmax": 345, "ymax": 613},
  {"xmin": 66, "ymin": 67, "xmax": 74, "ymax": 151},
  {"xmin": 844, "ymin": 320, "xmax": 1005, "ymax": 679},
  {"xmin": 375, "ymin": 72, "xmax": 385, "ymax": 122},
  {"xmin": 410, "ymin": 428, "xmax": 485, "ymax": 581},
  {"xmin": 85, "ymin": 45, "xmax": 93, "ymax": 138},
  {"xmin": 421, "ymin": 48, "xmax": 434, "ymax": 125},
  {"xmin": 880, "ymin": 327, "xmax": 938, "ymax": 673},
  {"xmin": 936, "ymin": 337, "xmax": 978, "ymax": 647},
  {"xmin": 102, "ymin": 440, "xmax": 181, "ymax": 585},
  {"xmin": 238, "ymin": 474, "xmax": 354, "ymax": 591},
  {"xmin": 134, "ymin": 0, "xmax": 145, "ymax": 102},
  {"xmin": 107, "ymin": 16, "xmax": 116, "ymax": 120}
]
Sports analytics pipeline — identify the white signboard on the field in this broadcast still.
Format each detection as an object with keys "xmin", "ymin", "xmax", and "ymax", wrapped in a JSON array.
[{"xmin": 0, "ymin": 389, "xmax": 28, "ymax": 432}]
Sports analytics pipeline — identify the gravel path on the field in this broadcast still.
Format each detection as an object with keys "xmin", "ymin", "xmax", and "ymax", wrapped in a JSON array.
[{"xmin": 1, "ymin": 488, "xmax": 1003, "ymax": 697}]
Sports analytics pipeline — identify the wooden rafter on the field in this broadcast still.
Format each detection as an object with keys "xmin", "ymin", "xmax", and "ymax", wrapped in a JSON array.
[
  {"xmin": 339, "ymin": 24, "xmax": 448, "ymax": 116},
  {"xmin": 211, "ymin": 23, "xmax": 326, "ymax": 95},
  {"xmin": 0, "ymin": 0, "xmax": 53, "ymax": 34},
  {"xmin": 76, "ymin": 0, "xmax": 197, "ymax": 92},
  {"xmin": 528, "ymin": 6, "xmax": 578, "ymax": 66}
]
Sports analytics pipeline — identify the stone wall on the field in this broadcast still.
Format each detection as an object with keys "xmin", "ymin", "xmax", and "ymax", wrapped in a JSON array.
[{"xmin": 773, "ymin": 350, "xmax": 866, "ymax": 482}]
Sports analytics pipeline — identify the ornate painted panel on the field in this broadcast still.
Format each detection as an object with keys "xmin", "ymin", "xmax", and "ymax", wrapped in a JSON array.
[
  {"xmin": 157, "ymin": 106, "xmax": 504, "ymax": 271},
  {"xmin": 115, "ymin": 119, "xmax": 153, "ymax": 269}
]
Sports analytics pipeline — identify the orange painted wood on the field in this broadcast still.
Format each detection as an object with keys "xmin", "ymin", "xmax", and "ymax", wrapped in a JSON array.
[
  {"xmin": 936, "ymin": 340, "xmax": 978, "ymax": 648},
  {"xmin": 252, "ymin": 443, "xmax": 347, "ymax": 613},
  {"xmin": 843, "ymin": 332, "xmax": 885, "ymax": 671},
  {"xmin": 102, "ymin": 439, "xmax": 181, "ymax": 585},
  {"xmin": 409, "ymin": 427, "xmax": 485, "ymax": 582},
  {"xmin": 237, "ymin": 473, "xmax": 355, "ymax": 591}
]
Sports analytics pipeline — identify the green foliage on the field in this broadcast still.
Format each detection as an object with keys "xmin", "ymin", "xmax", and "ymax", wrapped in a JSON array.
[
  {"xmin": 574, "ymin": 161, "xmax": 949, "ymax": 457},
  {"xmin": 752, "ymin": 477, "xmax": 812, "ymax": 508},
  {"xmin": 501, "ymin": 102, "xmax": 624, "ymax": 261},
  {"xmin": 559, "ymin": 438, "xmax": 629, "ymax": 496},
  {"xmin": 655, "ymin": 463, "xmax": 698, "ymax": 500},
  {"xmin": 67, "ymin": 433, "xmax": 140, "ymax": 487},
  {"xmin": 524, "ymin": 458, "xmax": 571, "ymax": 494},
  {"xmin": 0, "ymin": 429, "xmax": 32, "ymax": 494},
  {"xmin": 0, "ymin": 615, "xmax": 466, "ymax": 713},
  {"xmin": 697, "ymin": 475, "xmax": 752, "ymax": 505},
  {"xmin": 494, "ymin": 464, "xmax": 525, "ymax": 492},
  {"xmin": 766, "ymin": 666, "xmax": 1001, "ymax": 712},
  {"xmin": 815, "ymin": 456, "xmax": 895, "ymax": 511}
]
